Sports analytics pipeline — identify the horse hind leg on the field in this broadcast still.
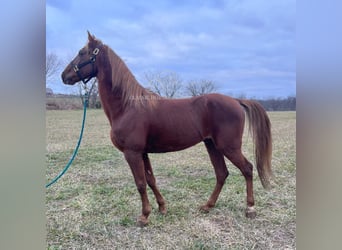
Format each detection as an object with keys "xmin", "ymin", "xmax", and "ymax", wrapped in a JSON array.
[
  {"xmin": 200, "ymin": 139, "xmax": 229, "ymax": 212},
  {"xmin": 223, "ymin": 148, "xmax": 256, "ymax": 219},
  {"xmin": 143, "ymin": 153, "xmax": 167, "ymax": 215}
]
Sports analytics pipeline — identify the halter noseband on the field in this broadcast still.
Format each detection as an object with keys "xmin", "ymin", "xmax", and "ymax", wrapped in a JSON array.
[{"xmin": 73, "ymin": 48, "xmax": 100, "ymax": 84}]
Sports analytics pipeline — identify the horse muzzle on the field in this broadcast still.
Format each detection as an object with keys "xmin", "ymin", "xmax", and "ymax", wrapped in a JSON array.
[{"xmin": 61, "ymin": 70, "xmax": 77, "ymax": 85}]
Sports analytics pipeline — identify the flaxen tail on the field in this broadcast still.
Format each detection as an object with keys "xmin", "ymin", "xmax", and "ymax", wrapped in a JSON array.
[{"xmin": 238, "ymin": 99, "xmax": 273, "ymax": 189}]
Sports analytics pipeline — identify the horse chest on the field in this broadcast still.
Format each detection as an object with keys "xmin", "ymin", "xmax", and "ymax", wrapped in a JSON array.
[
  {"xmin": 110, "ymin": 125, "xmax": 147, "ymax": 152},
  {"xmin": 110, "ymin": 129, "xmax": 126, "ymax": 151}
]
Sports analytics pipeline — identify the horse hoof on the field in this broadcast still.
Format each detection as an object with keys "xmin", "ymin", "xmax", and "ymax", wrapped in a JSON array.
[
  {"xmin": 159, "ymin": 206, "xmax": 167, "ymax": 215},
  {"xmin": 137, "ymin": 216, "xmax": 149, "ymax": 227},
  {"xmin": 245, "ymin": 206, "xmax": 257, "ymax": 219},
  {"xmin": 199, "ymin": 205, "xmax": 212, "ymax": 213}
]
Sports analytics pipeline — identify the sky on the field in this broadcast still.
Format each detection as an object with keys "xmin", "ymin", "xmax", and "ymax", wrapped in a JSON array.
[{"xmin": 46, "ymin": 0, "xmax": 295, "ymax": 99}]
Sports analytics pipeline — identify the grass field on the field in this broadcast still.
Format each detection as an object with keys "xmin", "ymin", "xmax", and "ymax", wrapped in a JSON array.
[{"xmin": 46, "ymin": 110, "xmax": 296, "ymax": 249}]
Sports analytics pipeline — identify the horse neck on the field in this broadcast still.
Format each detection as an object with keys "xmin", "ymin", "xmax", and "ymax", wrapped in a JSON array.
[
  {"xmin": 96, "ymin": 46, "xmax": 142, "ymax": 121},
  {"xmin": 97, "ymin": 75, "xmax": 123, "ymax": 122}
]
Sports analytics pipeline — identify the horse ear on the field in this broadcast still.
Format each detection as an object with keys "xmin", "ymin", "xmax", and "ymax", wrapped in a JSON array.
[{"xmin": 87, "ymin": 30, "xmax": 96, "ymax": 42}]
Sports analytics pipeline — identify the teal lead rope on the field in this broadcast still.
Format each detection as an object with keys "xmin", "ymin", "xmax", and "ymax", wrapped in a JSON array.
[{"xmin": 46, "ymin": 91, "xmax": 89, "ymax": 188}]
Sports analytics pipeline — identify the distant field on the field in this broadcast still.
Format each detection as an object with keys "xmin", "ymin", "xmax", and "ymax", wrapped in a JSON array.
[{"xmin": 46, "ymin": 110, "xmax": 296, "ymax": 249}]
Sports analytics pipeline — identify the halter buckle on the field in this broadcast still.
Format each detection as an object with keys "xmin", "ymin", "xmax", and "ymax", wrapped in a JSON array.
[
  {"xmin": 73, "ymin": 65, "xmax": 79, "ymax": 72},
  {"xmin": 93, "ymin": 48, "xmax": 99, "ymax": 55}
]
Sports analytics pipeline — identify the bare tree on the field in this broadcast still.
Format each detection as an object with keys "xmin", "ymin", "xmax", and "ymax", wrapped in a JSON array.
[
  {"xmin": 46, "ymin": 52, "xmax": 62, "ymax": 84},
  {"xmin": 144, "ymin": 71, "xmax": 183, "ymax": 98},
  {"xmin": 78, "ymin": 78, "xmax": 100, "ymax": 108},
  {"xmin": 186, "ymin": 79, "xmax": 216, "ymax": 96}
]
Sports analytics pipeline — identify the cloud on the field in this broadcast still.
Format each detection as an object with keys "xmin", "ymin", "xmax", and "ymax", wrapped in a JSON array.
[{"xmin": 46, "ymin": 0, "xmax": 295, "ymax": 98}]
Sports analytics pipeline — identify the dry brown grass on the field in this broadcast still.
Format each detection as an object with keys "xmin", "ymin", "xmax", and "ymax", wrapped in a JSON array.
[{"xmin": 46, "ymin": 110, "xmax": 295, "ymax": 249}]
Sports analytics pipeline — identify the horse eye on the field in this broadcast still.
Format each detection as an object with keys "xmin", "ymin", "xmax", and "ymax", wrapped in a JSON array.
[{"xmin": 78, "ymin": 50, "xmax": 85, "ymax": 56}]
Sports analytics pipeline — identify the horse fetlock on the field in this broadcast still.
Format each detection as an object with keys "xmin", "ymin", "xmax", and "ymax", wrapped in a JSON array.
[{"xmin": 143, "ymin": 204, "xmax": 152, "ymax": 216}]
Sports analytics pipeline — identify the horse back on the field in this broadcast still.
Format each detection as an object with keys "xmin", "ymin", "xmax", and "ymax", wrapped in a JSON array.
[{"xmin": 144, "ymin": 94, "xmax": 244, "ymax": 153}]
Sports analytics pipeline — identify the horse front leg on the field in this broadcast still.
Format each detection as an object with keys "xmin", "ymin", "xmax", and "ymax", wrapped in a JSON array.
[
  {"xmin": 143, "ymin": 153, "xmax": 167, "ymax": 215},
  {"xmin": 124, "ymin": 150, "xmax": 152, "ymax": 227}
]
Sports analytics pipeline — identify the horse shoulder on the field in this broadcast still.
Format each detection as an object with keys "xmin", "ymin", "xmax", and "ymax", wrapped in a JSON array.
[{"xmin": 110, "ymin": 111, "xmax": 149, "ymax": 152}]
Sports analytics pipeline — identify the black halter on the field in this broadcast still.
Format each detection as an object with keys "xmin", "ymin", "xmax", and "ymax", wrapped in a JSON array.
[{"xmin": 73, "ymin": 48, "xmax": 99, "ymax": 84}]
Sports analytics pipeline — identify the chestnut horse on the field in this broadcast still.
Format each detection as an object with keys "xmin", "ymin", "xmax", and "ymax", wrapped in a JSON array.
[{"xmin": 62, "ymin": 32, "xmax": 272, "ymax": 226}]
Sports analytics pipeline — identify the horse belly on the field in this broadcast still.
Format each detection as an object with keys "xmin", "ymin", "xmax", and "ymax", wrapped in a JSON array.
[{"xmin": 146, "ymin": 128, "xmax": 203, "ymax": 153}]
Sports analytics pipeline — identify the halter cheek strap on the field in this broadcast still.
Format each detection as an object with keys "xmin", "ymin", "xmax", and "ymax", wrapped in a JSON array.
[{"xmin": 73, "ymin": 48, "xmax": 100, "ymax": 84}]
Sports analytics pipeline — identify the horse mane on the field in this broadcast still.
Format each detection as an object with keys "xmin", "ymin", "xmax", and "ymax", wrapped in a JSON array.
[{"xmin": 99, "ymin": 42, "xmax": 161, "ymax": 109}]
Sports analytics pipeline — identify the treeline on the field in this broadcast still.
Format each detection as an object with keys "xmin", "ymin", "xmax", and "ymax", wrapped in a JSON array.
[{"xmin": 251, "ymin": 96, "xmax": 296, "ymax": 111}]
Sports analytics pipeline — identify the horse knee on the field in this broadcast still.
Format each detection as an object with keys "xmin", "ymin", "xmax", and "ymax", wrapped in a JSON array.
[{"xmin": 136, "ymin": 182, "xmax": 147, "ymax": 194}]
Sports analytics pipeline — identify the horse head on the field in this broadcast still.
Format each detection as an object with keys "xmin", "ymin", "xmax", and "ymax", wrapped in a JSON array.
[{"xmin": 62, "ymin": 31, "xmax": 101, "ymax": 85}]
